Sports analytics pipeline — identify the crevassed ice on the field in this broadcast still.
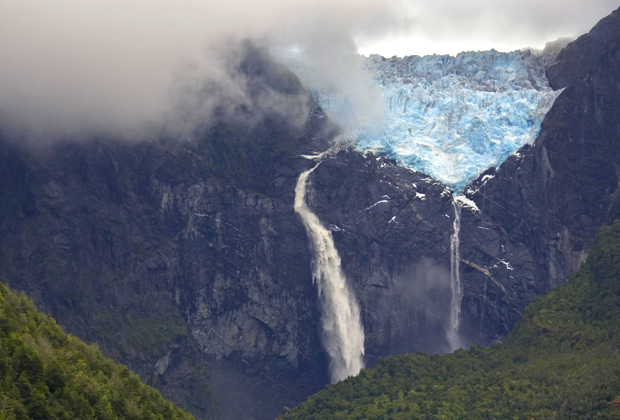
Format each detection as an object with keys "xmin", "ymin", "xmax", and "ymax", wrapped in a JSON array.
[{"xmin": 318, "ymin": 50, "xmax": 561, "ymax": 192}]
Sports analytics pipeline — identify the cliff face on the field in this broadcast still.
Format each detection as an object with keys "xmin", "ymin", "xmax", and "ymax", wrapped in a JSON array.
[
  {"xmin": 457, "ymin": 6, "xmax": 620, "ymax": 340},
  {"xmin": 546, "ymin": 7, "xmax": 620, "ymax": 90},
  {"xmin": 0, "ymin": 137, "xmax": 325, "ymax": 420},
  {"xmin": 2, "ymin": 9, "xmax": 620, "ymax": 420},
  {"xmin": 0, "ymin": 44, "xmax": 338, "ymax": 420}
]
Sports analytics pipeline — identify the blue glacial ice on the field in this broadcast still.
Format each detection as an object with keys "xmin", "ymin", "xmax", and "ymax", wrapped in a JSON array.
[{"xmin": 309, "ymin": 50, "xmax": 561, "ymax": 192}]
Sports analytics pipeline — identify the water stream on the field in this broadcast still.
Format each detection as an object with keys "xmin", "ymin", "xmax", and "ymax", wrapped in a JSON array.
[
  {"xmin": 294, "ymin": 163, "xmax": 365, "ymax": 383},
  {"xmin": 447, "ymin": 198, "xmax": 463, "ymax": 351}
]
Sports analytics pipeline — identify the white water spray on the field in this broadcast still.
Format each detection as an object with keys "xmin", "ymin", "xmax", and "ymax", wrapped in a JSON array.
[
  {"xmin": 294, "ymin": 163, "xmax": 365, "ymax": 383},
  {"xmin": 447, "ymin": 198, "xmax": 463, "ymax": 351}
]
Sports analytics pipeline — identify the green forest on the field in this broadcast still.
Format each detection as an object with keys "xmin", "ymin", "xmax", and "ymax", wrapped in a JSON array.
[
  {"xmin": 0, "ymin": 282, "xmax": 195, "ymax": 420},
  {"xmin": 279, "ymin": 219, "xmax": 620, "ymax": 420}
]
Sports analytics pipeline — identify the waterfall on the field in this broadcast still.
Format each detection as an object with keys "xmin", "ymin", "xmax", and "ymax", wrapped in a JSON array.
[
  {"xmin": 294, "ymin": 163, "xmax": 365, "ymax": 383},
  {"xmin": 447, "ymin": 198, "xmax": 463, "ymax": 351}
]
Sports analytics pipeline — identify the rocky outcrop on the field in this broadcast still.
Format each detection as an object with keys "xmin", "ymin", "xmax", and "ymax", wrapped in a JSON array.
[
  {"xmin": 546, "ymin": 6, "xmax": 620, "ymax": 89},
  {"xmin": 0, "ymin": 137, "xmax": 335, "ymax": 420},
  {"xmin": 307, "ymin": 150, "xmax": 455, "ymax": 358}
]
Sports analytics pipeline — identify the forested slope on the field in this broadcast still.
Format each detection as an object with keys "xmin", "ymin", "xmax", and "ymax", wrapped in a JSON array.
[
  {"xmin": 0, "ymin": 281, "xmax": 197, "ymax": 420},
  {"xmin": 280, "ymin": 218, "xmax": 620, "ymax": 419}
]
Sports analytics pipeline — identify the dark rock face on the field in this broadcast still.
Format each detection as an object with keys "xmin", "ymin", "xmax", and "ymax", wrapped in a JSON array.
[
  {"xmin": 2, "ymin": 10, "xmax": 620, "ymax": 420},
  {"xmin": 305, "ymin": 151, "xmax": 455, "ymax": 358},
  {"xmin": 546, "ymin": 6, "xmax": 620, "ymax": 89},
  {"xmin": 457, "ymin": 13, "xmax": 620, "ymax": 341},
  {"xmin": 0, "ymin": 44, "xmax": 337, "ymax": 420},
  {"xmin": 0, "ymin": 136, "xmax": 329, "ymax": 420}
]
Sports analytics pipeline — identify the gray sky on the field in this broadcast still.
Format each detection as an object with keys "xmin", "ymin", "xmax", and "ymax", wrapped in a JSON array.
[
  {"xmin": 0, "ymin": 0, "xmax": 617, "ymax": 141},
  {"xmin": 358, "ymin": 0, "xmax": 620, "ymax": 56}
]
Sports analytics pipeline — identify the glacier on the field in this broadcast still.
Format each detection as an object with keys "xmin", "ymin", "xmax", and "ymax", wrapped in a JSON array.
[{"xmin": 295, "ymin": 49, "xmax": 562, "ymax": 192}]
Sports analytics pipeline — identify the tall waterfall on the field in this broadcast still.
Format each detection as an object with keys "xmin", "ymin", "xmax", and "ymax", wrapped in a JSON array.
[
  {"xmin": 294, "ymin": 163, "xmax": 365, "ymax": 383},
  {"xmin": 447, "ymin": 198, "xmax": 463, "ymax": 351}
]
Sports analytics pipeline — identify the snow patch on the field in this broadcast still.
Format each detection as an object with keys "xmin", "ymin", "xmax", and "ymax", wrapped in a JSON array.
[
  {"xmin": 455, "ymin": 195, "xmax": 479, "ymax": 212},
  {"xmin": 499, "ymin": 260, "xmax": 514, "ymax": 271},
  {"xmin": 481, "ymin": 174, "xmax": 495, "ymax": 184},
  {"xmin": 365, "ymin": 200, "xmax": 389, "ymax": 211}
]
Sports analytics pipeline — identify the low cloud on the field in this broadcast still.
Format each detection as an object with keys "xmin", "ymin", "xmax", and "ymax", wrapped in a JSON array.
[
  {"xmin": 0, "ymin": 0, "xmax": 616, "ymax": 142},
  {"xmin": 0, "ymin": 0, "xmax": 405, "ymax": 143}
]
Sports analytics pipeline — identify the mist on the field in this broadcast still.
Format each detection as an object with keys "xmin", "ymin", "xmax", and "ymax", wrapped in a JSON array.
[
  {"xmin": 369, "ymin": 258, "xmax": 453, "ymax": 357},
  {"xmin": 0, "ymin": 0, "xmax": 616, "ymax": 142},
  {"xmin": 0, "ymin": 0, "xmax": 406, "ymax": 142}
]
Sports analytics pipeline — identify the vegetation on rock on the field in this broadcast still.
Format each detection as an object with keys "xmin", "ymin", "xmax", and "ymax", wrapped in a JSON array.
[{"xmin": 0, "ymin": 282, "xmax": 195, "ymax": 420}]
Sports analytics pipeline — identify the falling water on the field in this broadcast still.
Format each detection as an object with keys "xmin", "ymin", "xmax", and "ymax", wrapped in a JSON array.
[
  {"xmin": 294, "ymin": 163, "xmax": 365, "ymax": 383},
  {"xmin": 447, "ymin": 198, "xmax": 463, "ymax": 351}
]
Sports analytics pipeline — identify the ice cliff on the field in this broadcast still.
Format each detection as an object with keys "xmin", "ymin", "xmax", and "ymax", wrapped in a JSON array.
[{"xmin": 315, "ymin": 49, "xmax": 562, "ymax": 191}]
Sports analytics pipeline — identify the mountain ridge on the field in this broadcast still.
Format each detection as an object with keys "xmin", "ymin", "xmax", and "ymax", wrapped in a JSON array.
[{"xmin": 1, "ymin": 9, "xmax": 620, "ymax": 420}]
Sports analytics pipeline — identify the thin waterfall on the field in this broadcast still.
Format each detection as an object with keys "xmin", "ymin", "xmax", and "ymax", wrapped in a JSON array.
[
  {"xmin": 447, "ymin": 198, "xmax": 463, "ymax": 351},
  {"xmin": 294, "ymin": 163, "xmax": 365, "ymax": 383}
]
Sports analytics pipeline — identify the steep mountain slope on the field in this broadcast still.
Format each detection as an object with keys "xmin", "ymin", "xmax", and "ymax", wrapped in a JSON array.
[
  {"xmin": 279, "ymin": 217, "xmax": 620, "ymax": 419},
  {"xmin": 547, "ymin": 8, "xmax": 620, "ymax": 89},
  {"xmin": 0, "ymin": 45, "xmax": 338, "ymax": 420},
  {"xmin": 2, "ymin": 9, "xmax": 620, "ymax": 420},
  {"xmin": 301, "ymin": 5, "xmax": 620, "ymax": 357},
  {"xmin": 454, "ymin": 5, "xmax": 620, "ymax": 341},
  {"xmin": 0, "ymin": 281, "xmax": 196, "ymax": 420}
]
